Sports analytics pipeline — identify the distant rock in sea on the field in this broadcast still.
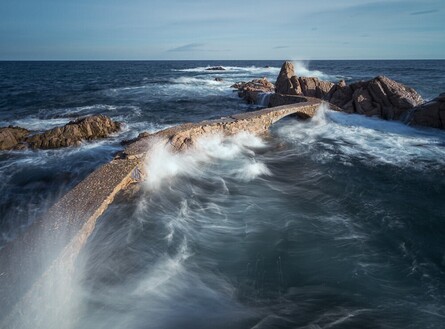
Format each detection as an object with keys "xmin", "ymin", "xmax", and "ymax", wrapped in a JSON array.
[
  {"xmin": 205, "ymin": 66, "xmax": 225, "ymax": 71},
  {"xmin": 0, "ymin": 115, "xmax": 121, "ymax": 150}
]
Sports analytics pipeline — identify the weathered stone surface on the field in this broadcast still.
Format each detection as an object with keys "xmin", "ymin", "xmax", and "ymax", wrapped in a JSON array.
[
  {"xmin": 0, "ymin": 126, "xmax": 29, "ymax": 150},
  {"xmin": 409, "ymin": 93, "xmax": 445, "ymax": 129},
  {"xmin": 25, "ymin": 115, "xmax": 121, "ymax": 149},
  {"xmin": 268, "ymin": 94, "xmax": 308, "ymax": 108},
  {"xmin": 326, "ymin": 76, "xmax": 423, "ymax": 120},
  {"xmin": 231, "ymin": 78, "xmax": 275, "ymax": 104},
  {"xmin": 205, "ymin": 66, "xmax": 225, "ymax": 71},
  {"xmin": 352, "ymin": 88, "xmax": 382, "ymax": 117},
  {"xmin": 299, "ymin": 77, "xmax": 334, "ymax": 99},
  {"xmin": 275, "ymin": 61, "xmax": 301, "ymax": 95}
]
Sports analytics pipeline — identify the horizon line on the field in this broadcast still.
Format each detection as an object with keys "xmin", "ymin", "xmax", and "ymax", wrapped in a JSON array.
[{"xmin": 0, "ymin": 58, "xmax": 444, "ymax": 62}]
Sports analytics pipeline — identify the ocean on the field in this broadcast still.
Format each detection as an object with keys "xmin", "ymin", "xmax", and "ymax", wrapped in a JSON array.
[{"xmin": 1, "ymin": 60, "xmax": 445, "ymax": 328}]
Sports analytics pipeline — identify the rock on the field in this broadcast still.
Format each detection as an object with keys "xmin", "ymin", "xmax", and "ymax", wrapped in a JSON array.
[
  {"xmin": 231, "ymin": 78, "xmax": 275, "ymax": 104},
  {"xmin": 353, "ymin": 88, "xmax": 382, "ymax": 117},
  {"xmin": 26, "ymin": 115, "xmax": 121, "ymax": 149},
  {"xmin": 275, "ymin": 61, "xmax": 301, "ymax": 95},
  {"xmin": 298, "ymin": 77, "xmax": 334, "ymax": 99},
  {"xmin": 205, "ymin": 66, "xmax": 225, "ymax": 71},
  {"xmin": 268, "ymin": 94, "xmax": 308, "ymax": 107},
  {"xmin": 264, "ymin": 65, "xmax": 270, "ymax": 68},
  {"xmin": 214, "ymin": 77, "xmax": 223, "ymax": 82},
  {"xmin": 325, "ymin": 76, "xmax": 423, "ymax": 120},
  {"xmin": 326, "ymin": 80, "xmax": 353, "ymax": 108},
  {"xmin": 0, "ymin": 126, "xmax": 30, "ymax": 150},
  {"xmin": 409, "ymin": 93, "xmax": 445, "ymax": 129}
]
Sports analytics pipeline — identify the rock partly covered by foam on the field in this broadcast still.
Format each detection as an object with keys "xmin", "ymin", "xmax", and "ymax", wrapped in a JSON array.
[
  {"xmin": 0, "ymin": 126, "xmax": 29, "ymax": 150},
  {"xmin": 26, "ymin": 115, "xmax": 121, "ymax": 149},
  {"xmin": 275, "ymin": 61, "xmax": 334, "ymax": 99},
  {"xmin": 205, "ymin": 66, "xmax": 225, "ymax": 71},
  {"xmin": 409, "ymin": 93, "xmax": 445, "ymax": 129},
  {"xmin": 0, "ymin": 115, "xmax": 121, "ymax": 150},
  {"xmin": 231, "ymin": 78, "xmax": 275, "ymax": 103},
  {"xmin": 326, "ymin": 76, "xmax": 423, "ymax": 120}
]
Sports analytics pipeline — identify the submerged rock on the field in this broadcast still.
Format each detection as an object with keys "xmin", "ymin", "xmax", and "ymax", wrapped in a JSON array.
[
  {"xmin": 0, "ymin": 115, "xmax": 121, "ymax": 151},
  {"xmin": 214, "ymin": 77, "xmax": 224, "ymax": 82},
  {"xmin": 409, "ymin": 93, "xmax": 445, "ymax": 129},
  {"xmin": 205, "ymin": 66, "xmax": 225, "ymax": 71},
  {"xmin": 0, "ymin": 126, "xmax": 29, "ymax": 150}
]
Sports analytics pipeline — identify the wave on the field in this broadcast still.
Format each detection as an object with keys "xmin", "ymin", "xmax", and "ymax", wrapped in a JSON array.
[
  {"xmin": 174, "ymin": 65, "xmax": 280, "ymax": 75},
  {"xmin": 277, "ymin": 104, "xmax": 445, "ymax": 169},
  {"xmin": 292, "ymin": 61, "xmax": 342, "ymax": 81},
  {"xmin": 144, "ymin": 132, "xmax": 270, "ymax": 190}
]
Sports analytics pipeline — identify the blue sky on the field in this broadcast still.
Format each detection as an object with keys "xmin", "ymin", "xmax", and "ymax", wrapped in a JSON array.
[{"xmin": 0, "ymin": 0, "xmax": 444, "ymax": 60}]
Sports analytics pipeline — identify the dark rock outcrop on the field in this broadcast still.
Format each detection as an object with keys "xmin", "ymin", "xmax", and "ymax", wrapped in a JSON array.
[
  {"xmin": 268, "ymin": 94, "xmax": 308, "ymax": 108},
  {"xmin": 231, "ymin": 78, "xmax": 275, "ymax": 104},
  {"xmin": 26, "ymin": 115, "xmax": 121, "ymax": 149},
  {"xmin": 0, "ymin": 126, "xmax": 29, "ymax": 150},
  {"xmin": 206, "ymin": 66, "xmax": 225, "ymax": 71},
  {"xmin": 298, "ymin": 77, "xmax": 334, "ymax": 99},
  {"xmin": 326, "ymin": 76, "xmax": 423, "ymax": 120},
  {"xmin": 409, "ymin": 93, "xmax": 445, "ymax": 129},
  {"xmin": 275, "ymin": 61, "xmax": 301, "ymax": 95},
  {"xmin": 214, "ymin": 77, "xmax": 224, "ymax": 82},
  {"xmin": 0, "ymin": 115, "xmax": 121, "ymax": 151}
]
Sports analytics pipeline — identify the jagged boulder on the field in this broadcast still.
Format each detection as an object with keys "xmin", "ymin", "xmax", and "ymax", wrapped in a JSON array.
[
  {"xmin": 231, "ymin": 78, "xmax": 275, "ymax": 104},
  {"xmin": 0, "ymin": 126, "xmax": 29, "ymax": 150},
  {"xmin": 326, "ymin": 76, "xmax": 423, "ymax": 120},
  {"xmin": 26, "ymin": 115, "xmax": 121, "ymax": 149},
  {"xmin": 298, "ymin": 77, "xmax": 334, "ymax": 99},
  {"xmin": 409, "ymin": 93, "xmax": 445, "ymax": 129},
  {"xmin": 275, "ymin": 61, "xmax": 301, "ymax": 95}
]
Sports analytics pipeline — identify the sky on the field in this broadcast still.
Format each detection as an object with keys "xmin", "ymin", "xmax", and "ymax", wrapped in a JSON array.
[{"xmin": 0, "ymin": 0, "xmax": 444, "ymax": 60}]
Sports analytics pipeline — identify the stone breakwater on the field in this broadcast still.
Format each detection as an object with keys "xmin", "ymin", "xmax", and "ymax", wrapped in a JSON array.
[{"xmin": 0, "ymin": 97, "xmax": 323, "ymax": 325}]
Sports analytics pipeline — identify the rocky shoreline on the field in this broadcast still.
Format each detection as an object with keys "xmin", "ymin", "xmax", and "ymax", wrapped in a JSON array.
[
  {"xmin": 232, "ymin": 61, "xmax": 445, "ymax": 130},
  {"xmin": 1, "ymin": 62, "xmax": 444, "ymax": 152},
  {"xmin": 0, "ymin": 115, "xmax": 121, "ymax": 151}
]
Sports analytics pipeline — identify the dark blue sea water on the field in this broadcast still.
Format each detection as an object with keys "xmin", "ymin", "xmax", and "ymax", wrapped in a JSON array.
[{"xmin": 1, "ymin": 60, "xmax": 445, "ymax": 329}]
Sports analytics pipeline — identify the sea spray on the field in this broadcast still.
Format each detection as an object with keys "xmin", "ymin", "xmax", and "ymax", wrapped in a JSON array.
[{"xmin": 276, "ymin": 103, "xmax": 445, "ymax": 169}]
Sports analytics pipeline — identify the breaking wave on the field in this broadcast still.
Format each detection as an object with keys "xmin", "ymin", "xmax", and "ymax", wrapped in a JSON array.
[{"xmin": 277, "ymin": 104, "xmax": 445, "ymax": 169}]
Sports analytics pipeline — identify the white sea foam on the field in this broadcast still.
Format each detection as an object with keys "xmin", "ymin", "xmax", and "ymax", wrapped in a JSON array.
[
  {"xmin": 174, "ymin": 65, "xmax": 280, "ymax": 75},
  {"xmin": 5, "ymin": 117, "xmax": 70, "ymax": 131},
  {"xmin": 292, "ymin": 61, "xmax": 340, "ymax": 81},
  {"xmin": 144, "ymin": 133, "xmax": 270, "ymax": 190},
  {"xmin": 277, "ymin": 103, "xmax": 445, "ymax": 169}
]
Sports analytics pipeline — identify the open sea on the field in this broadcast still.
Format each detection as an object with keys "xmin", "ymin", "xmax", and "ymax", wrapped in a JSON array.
[{"xmin": 1, "ymin": 60, "xmax": 445, "ymax": 329}]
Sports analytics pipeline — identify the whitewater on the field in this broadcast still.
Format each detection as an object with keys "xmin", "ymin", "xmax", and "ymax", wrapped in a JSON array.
[{"xmin": 0, "ymin": 60, "xmax": 445, "ymax": 329}]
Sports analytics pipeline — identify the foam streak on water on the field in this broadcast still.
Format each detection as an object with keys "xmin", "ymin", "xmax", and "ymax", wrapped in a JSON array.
[{"xmin": 1, "ymin": 61, "xmax": 445, "ymax": 329}]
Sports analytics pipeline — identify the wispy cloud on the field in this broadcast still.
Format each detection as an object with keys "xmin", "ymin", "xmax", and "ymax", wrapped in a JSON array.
[
  {"xmin": 410, "ymin": 9, "xmax": 439, "ymax": 15},
  {"xmin": 167, "ymin": 43, "xmax": 205, "ymax": 52},
  {"xmin": 274, "ymin": 46, "xmax": 290, "ymax": 49}
]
